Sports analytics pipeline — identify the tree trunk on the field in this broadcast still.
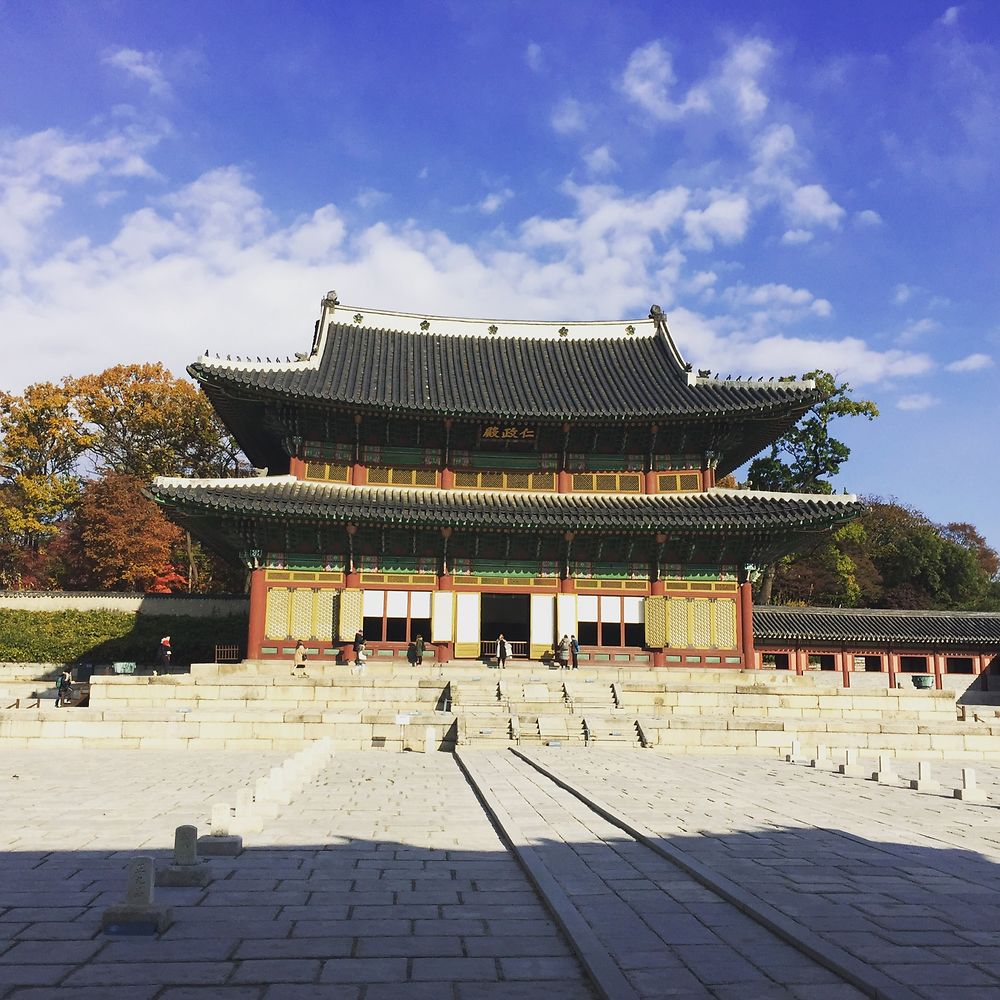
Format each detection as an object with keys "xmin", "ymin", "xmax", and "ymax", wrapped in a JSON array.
[
  {"xmin": 185, "ymin": 531, "xmax": 197, "ymax": 592},
  {"xmin": 758, "ymin": 562, "xmax": 777, "ymax": 605}
]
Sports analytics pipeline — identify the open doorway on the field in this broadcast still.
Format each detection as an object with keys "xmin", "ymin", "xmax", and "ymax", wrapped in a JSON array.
[{"xmin": 481, "ymin": 594, "xmax": 530, "ymax": 659}]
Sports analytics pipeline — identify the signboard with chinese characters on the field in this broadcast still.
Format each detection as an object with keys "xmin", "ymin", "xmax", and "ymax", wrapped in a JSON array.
[{"xmin": 480, "ymin": 425, "xmax": 536, "ymax": 442}]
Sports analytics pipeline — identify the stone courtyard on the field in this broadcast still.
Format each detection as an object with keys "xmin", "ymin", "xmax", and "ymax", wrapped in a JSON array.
[{"xmin": 2, "ymin": 747, "xmax": 1000, "ymax": 999}]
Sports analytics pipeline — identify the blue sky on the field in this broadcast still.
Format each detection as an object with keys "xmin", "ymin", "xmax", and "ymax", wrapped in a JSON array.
[{"xmin": 1, "ymin": 1, "xmax": 999, "ymax": 545}]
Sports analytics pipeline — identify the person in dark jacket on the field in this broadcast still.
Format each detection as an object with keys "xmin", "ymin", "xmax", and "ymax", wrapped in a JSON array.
[{"xmin": 497, "ymin": 634, "xmax": 509, "ymax": 669}]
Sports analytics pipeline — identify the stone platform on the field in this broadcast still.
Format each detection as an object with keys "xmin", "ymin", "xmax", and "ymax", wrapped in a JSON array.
[{"xmin": 2, "ymin": 660, "xmax": 1000, "ymax": 760}]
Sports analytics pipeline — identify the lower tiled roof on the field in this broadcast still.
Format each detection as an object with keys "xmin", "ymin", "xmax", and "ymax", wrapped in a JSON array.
[
  {"xmin": 755, "ymin": 605, "xmax": 1000, "ymax": 647},
  {"xmin": 148, "ymin": 477, "xmax": 859, "ymax": 533}
]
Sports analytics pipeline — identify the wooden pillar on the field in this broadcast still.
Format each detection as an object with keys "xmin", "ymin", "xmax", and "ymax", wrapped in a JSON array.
[
  {"xmin": 644, "ymin": 470, "xmax": 658, "ymax": 494},
  {"xmin": 289, "ymin": 456, "xmax": 306, "ymax": 480},
  {"xmin": 934, "ymin": 652, "xmax": 945, "ymax": 691},
  {"xmin": 795, "ymin": 647, "xmax": 806, "ymax": 676},
  {"xmin": 441, "ymin": 468, "xmax": 455, "ymax": 489},
  {"xmin": 435, "ymin": 572, "xmax": 453, "ymax": 663},
  {"xmin": 838, "ymin": 648, "xmax": 850, "ymax": 689},
  {"xmin": 887, "ymin": 650, "xmax": 898, "ymax": 689},
  {"xmin": 247, "ymin": 568, "xmax": 267, "ymax": 661},
  {"xmin": 560, "ymin": 577, "xmax": 574, "ymax": 594},
  {"xmin": 738, "ymin": 581, "xmax": 755, "ymax": 669},
  {"xmin": 558, "ymin": 470, "xmax": 571, "ymax": 493},
  {"xmin": 351, "ymin": 462, "xmax": 365, "ymax": 485}
]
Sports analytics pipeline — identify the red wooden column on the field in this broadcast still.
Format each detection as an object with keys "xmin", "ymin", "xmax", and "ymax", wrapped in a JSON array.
[
  {"xmin": 289, "ymin": 456, "xmax": 306, "ymax": 480},
  {"xmin": 650, "ymin": 577, "xmax": 666, "ymax": 667},
  {"xmin": 738, "ymin": 581, "xmax": 755, "ymax": 669},
  {"xmin": 247, "ymin": 567, "xmax": 267, "ymax": 661},
  {"xmin": 795, "ymin": 648, "xmax": 806, "ymax": 676},
  {"xmin": 887, "ymin": 650, "xmax": 899, "ymax": 689},
  {"xmin": 839, "ymin": 648, "xmax": 851, "ymax": 689},
  {"xmin": 934, "ymin": 652, "xmax": 945, "ymax": 691}
]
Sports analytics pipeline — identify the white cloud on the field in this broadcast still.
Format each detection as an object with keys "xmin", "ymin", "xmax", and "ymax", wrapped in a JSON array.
[
  {"xmin": 946, "ymin": 352, "xmax": 993, "ymax": 372},
  {"xmin": 551, "ymin": 98, "xmax": 587, "ymax": 135},
  {"xmin": 683, "ymin": 193, "xmax": 750, "ymax": 250},
  {"xmin": 0, "ymin": 128, "xmax": 934, "ymax": 402},
  {"xmin": 897, "ymin": 393, "xmax": 940, "ymax": 411},
  {"xmin": 583, "ymin": 146, "xmax": 617, "ymax": 176},
  {"xmin": 939, "ymin": 6, "xmax": 961, "ymax": 26},
  {"xmin": 781, "ymin": 229, "xmax": 813, "ymax": 245},
  {"xmin": 102, "ymin": 48, "xmax": 171, "ymax": 98},
  {"xmin": 479, "ymin": 188, "xmax": 513, "ymax": 215},
  {"xmin": 525, "ymin": 42, "xmax": 543, "ymax": 72},
  {"xmin": 753, "ymin": 124, "xmax": 798, "ymax": 170},
  {"xmin": 788, "ymin": 184, "xmax": 845, "ymax": 228},
  {"xmin": 716, "ymin": 38, "xmax": 774, "ymax": 122},
  {"xmin": 354, "ymin": 188, "xmax": 389, "ymax": 210},
  {"xmin": 620, "ymin": 41, "xmax": 710, "ymax": 122},
  {"xmin": 898, "ymin": 317, "xmax": 940, "ymax": 342},
  {"xmin": 855, "ymin": 209, "xmax": 882, "ymax": 226},
  {"xmin": 893, "ymin": 283, "xmax": 914, "ymax": 305}
]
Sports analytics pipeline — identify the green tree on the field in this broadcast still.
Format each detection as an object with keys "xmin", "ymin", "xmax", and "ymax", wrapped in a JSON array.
[{"xmin": 748, "ymin": 371, "xmax": 878, "ymax": 603}]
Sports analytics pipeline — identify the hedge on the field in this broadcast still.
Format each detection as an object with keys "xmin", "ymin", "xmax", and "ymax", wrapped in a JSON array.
[{"xmin": 0, "ymin": 609, "xmax": 248, "ymax": 665}]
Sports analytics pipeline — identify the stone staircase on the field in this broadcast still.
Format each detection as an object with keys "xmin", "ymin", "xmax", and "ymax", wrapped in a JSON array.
[{"xmin": 1, "ymin": 659, "xmax": 999, "ymax": 758}]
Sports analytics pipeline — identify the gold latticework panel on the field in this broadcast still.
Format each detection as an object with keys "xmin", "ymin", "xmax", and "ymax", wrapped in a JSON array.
[
  {"xmin": 265, "ymin": 588, "xmax": 290, "ymax": 640},
  {"xmin": 315, "ymin": 589, "xmax": 336, "ymax": 641},
  {"xmin": 530, "ymin": 472, "xmax": 557, "ymax": 490},
  {"xmin": 304, "ymin": 462, "xmax": 350, "ymax": 483},
  {"xmin": 644, "ymin": 596, "xmax": 667, "ymax": 647},
  {"xmin": 713, "ymin": 598, "xmax": 737, "ymax": 649},
  {"xmin": 414, "ymin": 469, "xmax": 437, "ymax": 486},
  {"xmin": 691, "ymin": 599, "xmax": 712, "ymax": 648},
  {"xmin": 481, "ymin": 471, "xmax": 503, "ymax": 489},
  {"xmin": 338, "ymin": 588, "xmax": 363, "ymax": 639},
  {"xmin": 619, "ymin": 474, "xmax": 642, "ymax": 492},
  {"xmin": 507, "ymin": 472, "xmax": 530, "ymax": 489},
  {"xmin": 572, "ymin": 474, "xmax": 591, "ymax": 490},
  {"xmin": 668, "ymin": 598, "xmax": 688, "ymax": 646},
  {"xmin": 679, "ymin": 473, "xmax": 701, "ymax": 491},
  {"xmin": 291, "ymin": 588, "xmax": 313, "ymax": 639},
  {"xmin": 595, "ymin": 474, "xmax": 616, "ymax": 491},
  {"xmin": 389, "ymin": 467, "xmax": 412, "ymax": 485},
  {"xmin": 366, "ymin": 467, "xmax": 390, "ymax": 485},
  {"xmin": 454, "ymin": 472, "xmax": 478, "ymax": 488}
]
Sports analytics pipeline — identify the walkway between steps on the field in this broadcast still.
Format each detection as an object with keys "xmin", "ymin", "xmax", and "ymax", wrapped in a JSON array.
[{"xmin": 458, "ymin": 749, "xmax": 865, "ymax": 1000}]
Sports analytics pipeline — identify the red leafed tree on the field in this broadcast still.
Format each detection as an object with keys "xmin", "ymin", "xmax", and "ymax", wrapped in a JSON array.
[{"xmin": 55, "ymin": 472, "xmax": 187, "ymax": 592}]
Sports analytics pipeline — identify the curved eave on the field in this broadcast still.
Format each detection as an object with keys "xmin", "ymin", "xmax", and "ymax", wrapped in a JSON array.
[{"xmin": 149, "ymin": 477, "xmax": 860, "ymax": 535}]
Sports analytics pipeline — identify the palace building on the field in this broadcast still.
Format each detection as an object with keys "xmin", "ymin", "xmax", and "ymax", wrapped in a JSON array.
[{"xmin": 150, "ymin": 292, "xmax": 862, "ymax": 669}]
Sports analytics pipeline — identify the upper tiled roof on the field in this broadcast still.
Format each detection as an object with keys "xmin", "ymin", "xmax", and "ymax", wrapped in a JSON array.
[
  {"xmin": 190, "ymin": 301, "xmax": 822, "ymax": 423},
  {"xmin": 754, "ymin": 605, "xmax": 1000, "ymax": 647},
  {"xmin": 149, "ymin": 477, "xmax": 859, "ymax": 533}
]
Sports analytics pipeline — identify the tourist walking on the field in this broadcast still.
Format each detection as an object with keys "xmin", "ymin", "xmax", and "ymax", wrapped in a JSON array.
[
  {"xmin": 55, "ymin": 670, "xmax": 72, "ymax": 708},
  {"xmin": 497, "ymin": 634, "xmax": 509, "ymax": 669},
  {"xmin": 557, "ymin": 635, "xmax": 570, "ymax": 670},
  {"xmin": 353, "ymin": 629, "xmax": 365, "ymax": 665},
  {"xmin": 415, "ymin": 634, "xmax": 426, "ymax": 666},
  {"xmin": 157, "ymin": 636, "xmax": 172, "ymax": 669},
  {"xmin": 570, "ymin": 634, "xmax": 579, "ymax": 669},
  {"xmin": 292, "ymin": 639, "xmax": 308, "ymax": 677}
]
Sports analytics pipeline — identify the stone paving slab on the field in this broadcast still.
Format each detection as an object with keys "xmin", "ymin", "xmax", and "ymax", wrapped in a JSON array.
[
  {"xmin": 525, "ymin": 748, "xmax": 1000, "ymax": 998},
  {"xmin": 459, "ymin": 749, "xmax": 858, "ymax": 1000},
  {"xmin": 0, "ymin": 749, "xmax": 594, "ymax": 998}
]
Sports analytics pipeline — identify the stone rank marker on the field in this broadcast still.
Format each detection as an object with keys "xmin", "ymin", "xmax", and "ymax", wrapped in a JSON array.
[
  {"xmin": 156, "ymin": 824, "xmax": 212, "ymax": 887},
  {"xmin": 954, "ymin": 767, "xmax": 988, "ymax": 803},
  {"xmin": 809, "ymin": 744, "xmax": 828, "ymax": 768},
  {"xmin": 838, "ymin": 749, "xmax": 865, "ymax": 778},
  {"xmin": 872, "ymin": 753, "xmax": 899, "ymax": 785},
  {"xmin": 197, "ymin": 802, "xmax": 244, "ymax": 856},
  {"xmin": 910, "ymin": 761, "xmax": 941, "ymax": 793},
  {"xmin": 101, "ymin": 855, "xmax": 173, "ymax": 935}
]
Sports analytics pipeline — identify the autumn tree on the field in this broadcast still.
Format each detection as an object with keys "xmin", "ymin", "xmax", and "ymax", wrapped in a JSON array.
[
  {"xmin": 74, "ymin": 363, "xmax": 241, "ymax": 480},
  {"xmin": 54, "ymin": 472, "xmax": 185, "ymax": 592},
  {"xmin": 748, "ymin": 371, "xmax": 879, "ymax": 603}
]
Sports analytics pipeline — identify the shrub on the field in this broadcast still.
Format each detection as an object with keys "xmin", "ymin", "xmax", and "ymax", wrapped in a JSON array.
[{"xmin": 0, "ymin": 609, "xmax": 247, "ymax": 665}]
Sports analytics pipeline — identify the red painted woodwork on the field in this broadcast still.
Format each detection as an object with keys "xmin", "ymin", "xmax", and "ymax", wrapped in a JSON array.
[
  {"xmin": 289, "ymin": 456, "xmax": 306, "ymax": 480},
  {"xmin": 247, "ymin": 568, "xmax": 267, "ymax": 660},
  {"xmin": 441, "ymin": 468, "xmax": 455, "ymax": 489},
  {"xmin": 650, "ymin": 579, "xmax": 665, "ymax": 596},
  {"xmin": 644, "ymin": 470, "xmax": 657, "ymax": 494},
  {"xmin": 557, "ymin": 470, "xmax": 571, "ymax": 492},
  {"xmin": 738, "ymin": 582, "xmax": 755, "ymax": 668}
]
